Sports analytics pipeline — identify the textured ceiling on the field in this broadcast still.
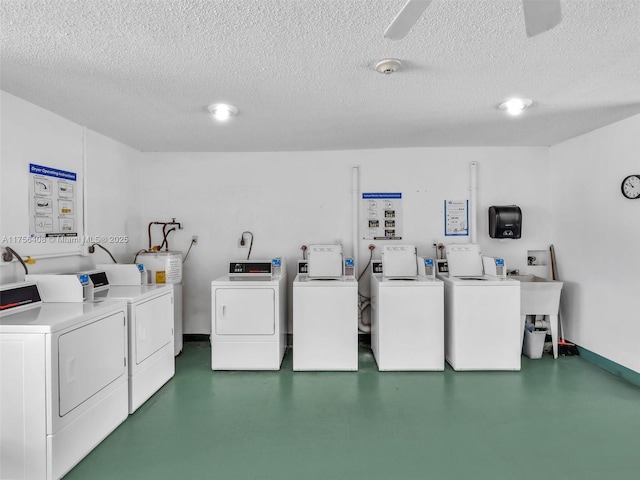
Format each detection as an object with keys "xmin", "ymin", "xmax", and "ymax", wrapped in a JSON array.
[{"xmin": 1, "ymin": 0, "xmax": 639, "ymax": 152}]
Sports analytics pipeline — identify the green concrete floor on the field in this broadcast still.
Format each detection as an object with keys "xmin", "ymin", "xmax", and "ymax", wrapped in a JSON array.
[{"xmin": 65, "ymin": 341, "xmax": 640, "ymax": 480}]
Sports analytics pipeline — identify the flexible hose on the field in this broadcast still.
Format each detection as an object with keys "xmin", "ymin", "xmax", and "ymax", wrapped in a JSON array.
[
  {"xmin": 358, "ymin": 299, "xmax": 371, "ymax": 333},
  {"xmin": 3, "ymin": 246, "xmax": 29, "ymax": 275},
  {"xmin": 90, "ymin": 243, "xmax": 117, "ymax": 263}
]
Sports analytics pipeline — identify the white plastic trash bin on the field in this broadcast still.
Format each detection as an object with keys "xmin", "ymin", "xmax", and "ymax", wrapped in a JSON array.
[{"xmin": 523, "ymin": 329, "xmax": 546, "ymax": 359}]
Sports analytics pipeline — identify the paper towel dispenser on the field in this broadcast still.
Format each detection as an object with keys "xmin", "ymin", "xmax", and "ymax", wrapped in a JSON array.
[{"xmin": 488, "ymin": 205, "xmax": 522, "ymax": 239}]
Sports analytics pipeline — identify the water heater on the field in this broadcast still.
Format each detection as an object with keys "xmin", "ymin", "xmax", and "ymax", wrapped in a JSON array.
[
  {"xmin": 488, "ymin": 205, "xmax": 522, "ymax": 239},
  {"xmin": 137, "ymin": 251, "xmax": 183, "ymax": 284}
]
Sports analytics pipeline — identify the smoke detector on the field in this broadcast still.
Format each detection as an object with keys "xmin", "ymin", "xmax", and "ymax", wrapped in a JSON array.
[{"xmin": 375, "ymin": 58, "xmax": 402, "ymax": 74}]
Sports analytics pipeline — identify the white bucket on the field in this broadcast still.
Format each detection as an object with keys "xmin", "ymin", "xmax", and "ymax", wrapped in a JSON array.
[{"xmin": 523, "ymin": 329, "xmax": 546, "ymax": 359}]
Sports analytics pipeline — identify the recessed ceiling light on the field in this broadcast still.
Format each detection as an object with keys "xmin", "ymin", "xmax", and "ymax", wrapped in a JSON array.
[
  {"xmin": 207, "ymin": 103, "xmax": 238, "ymax": 122},
  {"xmin": 498, "ymin": 98, "xmax": 532, "ymax": 116}
]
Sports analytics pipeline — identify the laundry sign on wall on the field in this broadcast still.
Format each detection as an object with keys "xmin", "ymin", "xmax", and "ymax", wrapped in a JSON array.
[
  {"xmin": 29, "ymin": 163, "xmax": 78, "ymax": 238},
  {"xmin": 444, "ymin": 200, "xmax": 469, "ymax": 237},
  {"xmin": 361, "ymin": 192, "xmax": 403, "ymax": 240}
]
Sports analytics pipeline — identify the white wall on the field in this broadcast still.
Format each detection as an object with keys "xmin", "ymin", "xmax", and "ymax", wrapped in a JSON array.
[
  {"xmin": 84, "ymin": 129, "xmax": 143, "ymax": 262},
  {"xmin": 140, "ymin": 148, "xmax": 551, "ymax": 334},
  {"xmin": 550, "ymin": 115, "xmax": 640, "ymax": 373},
  {"xmin": 0, "ymin": 92, "xmax": 141, "ymax": 284},
  {"xmin": 1, "ymin": 91, "xmax": 85, "ymax": 261}
]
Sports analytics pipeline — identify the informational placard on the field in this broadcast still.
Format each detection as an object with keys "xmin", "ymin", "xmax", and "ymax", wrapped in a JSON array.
[
  {"xmin": 362, "ymin": 192, "xmax": 403, "ymax": 240},
  {"xmin": 29, "ymin": 163, "xmax": 78, "ymax": 238},
  {"xmin": 444, "ymin": 200, "xmax": 469, "ymax": 236}
]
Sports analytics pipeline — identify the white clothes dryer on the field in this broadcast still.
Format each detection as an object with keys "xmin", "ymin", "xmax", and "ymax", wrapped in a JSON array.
[
  {"xmin": 97, "ymin": 284, "xmax": 175, "ymax": 413},
  {"xmin": 0, "ymin": 282, "xmax": 129, "ymax": 480},
  {"xmin": 211, "ymin": 258, "xmax": 287, "ymax": 370}
]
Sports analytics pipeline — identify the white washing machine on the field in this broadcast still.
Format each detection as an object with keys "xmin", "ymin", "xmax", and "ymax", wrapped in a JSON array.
[
  {"xmin": 293, "ymin": 245, "xmax": 358, "ymax": 371},
  {"xmin": 211, "ymin": 258, "xmax": 287, "ymax": 370},
  {"xmin": 0, "ymin": 282, "xmax": 129, "ymax": 480},
  {"xmin": 97, "ymin": 284, "xmax": 175, "ymax": 413},
  {"xmin": 437, "ymin": 244, "xmax": 521, "ymax": 371},
  {"xmin": 370, "ymin": 246, "xmax": 444, "ymax": 371},
  {"xmin": 97, "ymin": 263, "xmax": 183, "ymax": 356},
  {"xmin": 293, "ymin": 275, "xmax": 358, "ymax": 371}
]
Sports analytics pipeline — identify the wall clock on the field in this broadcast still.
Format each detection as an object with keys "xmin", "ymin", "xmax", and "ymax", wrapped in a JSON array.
[{"xmin": 621, "ymin": 175, "xmax": 640, "ymax": 199}]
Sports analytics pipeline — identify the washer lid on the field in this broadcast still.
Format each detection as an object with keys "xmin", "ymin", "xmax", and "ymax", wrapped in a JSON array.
[
  {"xmin": 382, "ymin": 244, "xmax": 418, "ymax": 278},
  {"xmin": 293, "ymin": 274, "xmax": 357, "ymax": 287},
  {"xmin": 100, "ymin": 284, "xmax": 173, "ymax": 303},
  {"xmin": 445, "ymin": 244, "xmax": 483, "ymax": 277},
  {"xmin": 375, "ymin": 274, "xmax": 443, "ymax": 286},
  {"xmin": 437, "ymin": 273, "xmax": 520, "ymax": 286}
]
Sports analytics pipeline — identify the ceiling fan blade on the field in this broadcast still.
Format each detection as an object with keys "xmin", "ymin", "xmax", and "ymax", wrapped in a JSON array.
[
  {"xmin": 384, "ymin": 0, "xmax": 434, "ymax": 40},
  {"xmin": 523, "ymin": 0, "xmax": 562, "ymax": 37}
]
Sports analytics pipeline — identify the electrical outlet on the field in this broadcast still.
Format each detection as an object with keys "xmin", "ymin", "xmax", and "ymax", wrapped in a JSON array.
[{"xmin": 192, "ymin": 235, "xmax": 198, "ymax": 245}]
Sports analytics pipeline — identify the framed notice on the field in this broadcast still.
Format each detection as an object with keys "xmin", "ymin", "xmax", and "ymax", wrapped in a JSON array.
[
  {"xmin": 362, "ymin": 192, "xmax": 403, "ymax": 240},
  {"xmin": 29, "ymin": 163, "xmax": 78, "ymax": 238},
  {"xmin": 444, "ymin": 200, "xmax": 469, "ymax": 236}
]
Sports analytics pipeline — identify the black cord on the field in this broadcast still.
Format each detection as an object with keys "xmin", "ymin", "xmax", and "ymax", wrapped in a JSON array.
[
  {"xmin": 160, "ymin": 227, "xmax": 176, "ymax": 251},
  {"xmin": 357, "ymin": 248, "xmax": 374, "ymax": 299},
  {"xmin": 3, "ymin": 247, "xmax": 29, "ymax": 275},
  {"xmin": 161, "ymin": 224, "xmax": 168, "ymax": 249},
  {"xmin": 133, "ymin": 249, "xmax": 148, "ymax": 264},
  {"xmin": 357, "ymin": 248, "xmax": 373, "ymax": 282},
  {"xmin": 182, "ymin": 239, "xmax": 195, "ymax": 264},
  {"xmin": 241, "ymin": 231, "xmax": 254, "ymax": 260},
  {"xmin": 90, "ymin": 244, "xmax": 117, "ymax": 263}
]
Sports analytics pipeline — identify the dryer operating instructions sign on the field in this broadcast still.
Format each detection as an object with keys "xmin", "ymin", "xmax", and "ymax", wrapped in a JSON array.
[
  {"xmin": 361, "ymin": 192, "xmax": 403, "ymax": 240},
  {"xmin": 28, "ymin": 163, "xmax": 78, "ymax": 238}
]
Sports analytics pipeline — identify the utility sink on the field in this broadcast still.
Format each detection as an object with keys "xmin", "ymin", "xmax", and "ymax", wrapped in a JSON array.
[
  {"xmin": 510, "ymin": 275, "xmax": 563, "ymax": 315},
  {"xmin": 512, "ymin": 275, "xmax": 563, "ymax": 359}
]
